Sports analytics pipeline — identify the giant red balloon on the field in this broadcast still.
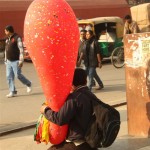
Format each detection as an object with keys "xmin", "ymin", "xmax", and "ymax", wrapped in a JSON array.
[{"xmin": 24, "ymin": 0, "xmax": 79, "ymax": 144}]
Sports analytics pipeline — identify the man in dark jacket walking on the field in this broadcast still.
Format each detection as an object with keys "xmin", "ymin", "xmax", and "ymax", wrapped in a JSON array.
[
  {"xmin": 40, "ymin": 68, "xmax": 97, "ymax": 150},
  {"xmin": 4, "ymin": 25, "xmax": 32, "ymax": 97}
]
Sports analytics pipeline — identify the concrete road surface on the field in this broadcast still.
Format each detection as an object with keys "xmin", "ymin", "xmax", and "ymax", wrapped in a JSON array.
[
  {"xmin": 0, "ymin": 61, "xmax": 149, "ymax": 150},
  {"xmin": 0, "ymin": 60, "xmax": 126, "ymax": 134}
]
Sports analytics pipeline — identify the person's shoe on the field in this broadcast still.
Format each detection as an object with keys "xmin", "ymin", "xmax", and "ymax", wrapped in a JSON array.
[
  {"xmin": 27, "ymin": 83, "xmax": 32, "ymax": 93},
  {"xmin": 6, "ymin": 92, "xmax": 16, "ymax": 98},
  {"xmin": 14, "ymin": 91, "xmax": 17, "ymax": 94},
  {"xmin": 96, "ymin": 85, "xmax": 104, "ymax": 90}
]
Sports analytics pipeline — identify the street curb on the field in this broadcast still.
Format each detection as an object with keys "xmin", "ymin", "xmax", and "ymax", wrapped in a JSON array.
[
  {"xmin": 112, "ymin": 102, "xmax": 127, "ymax": 108},
  {"xmin": 0, "ymin": 123, "xmax": 36, "ymax": 137},
  {"xmin": 0, "ymin": 102, "xmax": 127, "ymax": 137}
]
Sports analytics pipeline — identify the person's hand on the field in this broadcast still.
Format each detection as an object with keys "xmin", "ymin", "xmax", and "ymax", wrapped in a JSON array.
[
  {"xmin": 40, "ymin": 104, "xmax": 48, "ymax": 114},
  {"xmin": 98, "ymin": 62, "xmax": 102, "ymax": 68},
  {"xmin": 18, "ymin": 61, "xmax": 23, "ymax": 68}
]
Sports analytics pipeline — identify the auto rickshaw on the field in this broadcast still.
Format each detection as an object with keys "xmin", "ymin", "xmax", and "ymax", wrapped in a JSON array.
[{"xmin": 78, "ymin": 17, "xmax": 124, "ymax": 59}]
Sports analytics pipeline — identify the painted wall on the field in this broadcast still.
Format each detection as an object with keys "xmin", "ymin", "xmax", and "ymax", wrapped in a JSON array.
[
  {"xmin": 0, "ymin": 11, "xmax": 26, "ymax": 38},
  {"xmin": 0, "ymin": 0, "xmax": 130, "ymax": 38}
]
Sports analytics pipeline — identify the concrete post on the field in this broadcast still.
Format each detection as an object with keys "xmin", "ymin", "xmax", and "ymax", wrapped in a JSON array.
[{"xmin": 124, "ymin": 32, "xmax": 150, "ymax": 137}]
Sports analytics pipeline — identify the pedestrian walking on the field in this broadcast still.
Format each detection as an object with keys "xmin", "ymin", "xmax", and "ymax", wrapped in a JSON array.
[
  {"xmin": 78, "ymin": 30, "xmax": 87, "ymax": 59},
  {"xmin": 77, "ymin": 30, "xmax": 96, "ymax": 86},
  {"xmin": 76, "ymin": 29, "xmax": 87, "ymax": 68},
  {"xmin": 4, "ymin": 25, "xmax": 32, "ymax": 98},
  {"xmin": 40, "ymin": 68, "xmax": 97, "ymax": 150},
  {"xmin": 78, "ymin": 30, "xmax": 104, "ymax": 91}
]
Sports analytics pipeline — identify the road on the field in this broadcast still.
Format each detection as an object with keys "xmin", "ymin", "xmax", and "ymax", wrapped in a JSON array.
[
  {"xmin": 0, "ymin": 60, "xmax": 126, "ymax": 133},
  {"xmin": 1, "ymin": 61, "xmax": 150, "ymax": 150}
]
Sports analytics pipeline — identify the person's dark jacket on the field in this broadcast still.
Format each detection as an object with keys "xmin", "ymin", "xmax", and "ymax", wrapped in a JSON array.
[
  {"xmin": 44, "ymin": 86, "xmax": 93, "ymax": 142},
  {"xmin": 81, "ymin": 37, "xmax": 101, "ymax": 68},
  {"xmin": 5, "ymin": 33, "xmax": 20, "ymax": 61}
]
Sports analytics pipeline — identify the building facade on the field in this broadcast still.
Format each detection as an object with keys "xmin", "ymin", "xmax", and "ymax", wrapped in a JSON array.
[{"xmin": 0, "ymin": 0, "xmax": 130, "ymax": 38}]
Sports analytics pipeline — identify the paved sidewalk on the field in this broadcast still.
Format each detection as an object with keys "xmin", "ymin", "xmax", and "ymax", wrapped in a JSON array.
[{"xmin": 0, "ymin": 105, "xmax": 150, "ymax": 150}]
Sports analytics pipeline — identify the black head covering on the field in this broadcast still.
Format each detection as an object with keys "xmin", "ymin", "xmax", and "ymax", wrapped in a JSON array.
[{"xmin": 73, "ymin": 68, "xmax": 87, "ymax": 86}]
